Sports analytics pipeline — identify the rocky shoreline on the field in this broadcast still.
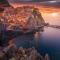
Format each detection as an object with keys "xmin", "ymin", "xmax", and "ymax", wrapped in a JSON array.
[{"xmin": 0, "ymin": 46, "xmax": 50, "ymax": 60}]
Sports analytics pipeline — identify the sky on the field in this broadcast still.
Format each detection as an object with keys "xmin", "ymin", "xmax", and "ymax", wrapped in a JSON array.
[
  {"xmin": 7, "ymin": 0, "xmax": 60, "ymax": 2},
  {"xmin": 7, "ymin": 0, "xmax": 52, "ymax": 2}
]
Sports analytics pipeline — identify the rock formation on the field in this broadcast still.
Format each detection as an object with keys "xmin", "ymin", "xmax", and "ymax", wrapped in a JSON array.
[{"xmin": 0, "ymin": 47, "xmax": 50, "ymax": 60}]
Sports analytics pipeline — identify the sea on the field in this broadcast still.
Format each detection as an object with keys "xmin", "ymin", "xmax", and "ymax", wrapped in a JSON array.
[{"xmin": 11, "ymin": 27, "xmax": 60, "ymax": 60}]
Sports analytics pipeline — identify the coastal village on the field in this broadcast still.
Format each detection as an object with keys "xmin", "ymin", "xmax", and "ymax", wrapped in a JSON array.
[{"xmin": 1, "ymin": 0, "xmax": 60, "ymax": 60}]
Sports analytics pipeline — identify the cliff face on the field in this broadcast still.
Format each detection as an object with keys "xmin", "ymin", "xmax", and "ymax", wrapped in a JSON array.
[{"xmin": 1, "ymin": 6, "xmax": 45, "ymax": 31}]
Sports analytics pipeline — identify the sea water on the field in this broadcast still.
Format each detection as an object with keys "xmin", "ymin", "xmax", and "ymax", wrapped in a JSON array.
[{"xmin": 13, "ymin": 27, "xmax": 60, "ymax": 60}]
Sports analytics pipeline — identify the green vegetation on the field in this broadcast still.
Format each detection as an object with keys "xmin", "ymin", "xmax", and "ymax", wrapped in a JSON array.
[{"xmin": 0, "ymin": 0, "xmax": 6, "ymax": 3}]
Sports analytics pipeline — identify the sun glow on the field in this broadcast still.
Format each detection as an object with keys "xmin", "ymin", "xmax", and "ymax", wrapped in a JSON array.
[{"xmin": 51, "ymin": 13, "xmax": 58, "ymax": 17}]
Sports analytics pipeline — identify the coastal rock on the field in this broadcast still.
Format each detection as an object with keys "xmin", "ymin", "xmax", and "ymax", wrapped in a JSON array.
[{"xmin": 0, "ymin": 47, "xmax": 50, "ymax": 60}]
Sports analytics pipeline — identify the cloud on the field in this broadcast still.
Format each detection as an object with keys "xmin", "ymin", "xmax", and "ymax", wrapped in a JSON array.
[
  {"xmin": 53, "ymin": 0, "xmax": 60, "ymax": 1},
  {"xmin": 7, "ymin": 0, "xmax": 52, "ymax": 2},
  {"xmin": 17, "ymin": 0, "xmax": 32, "ymax": 1}
]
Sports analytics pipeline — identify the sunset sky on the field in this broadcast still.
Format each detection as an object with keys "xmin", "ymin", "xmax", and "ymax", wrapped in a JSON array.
[{"xmin": 7, "ymin": 0, "xmax": 60, "ymax": 2}]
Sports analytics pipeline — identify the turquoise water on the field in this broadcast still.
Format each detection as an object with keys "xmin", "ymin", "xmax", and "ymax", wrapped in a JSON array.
[{"xmin": 13, "ymin": 27, "xmax": 60, "ymax": 60}]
